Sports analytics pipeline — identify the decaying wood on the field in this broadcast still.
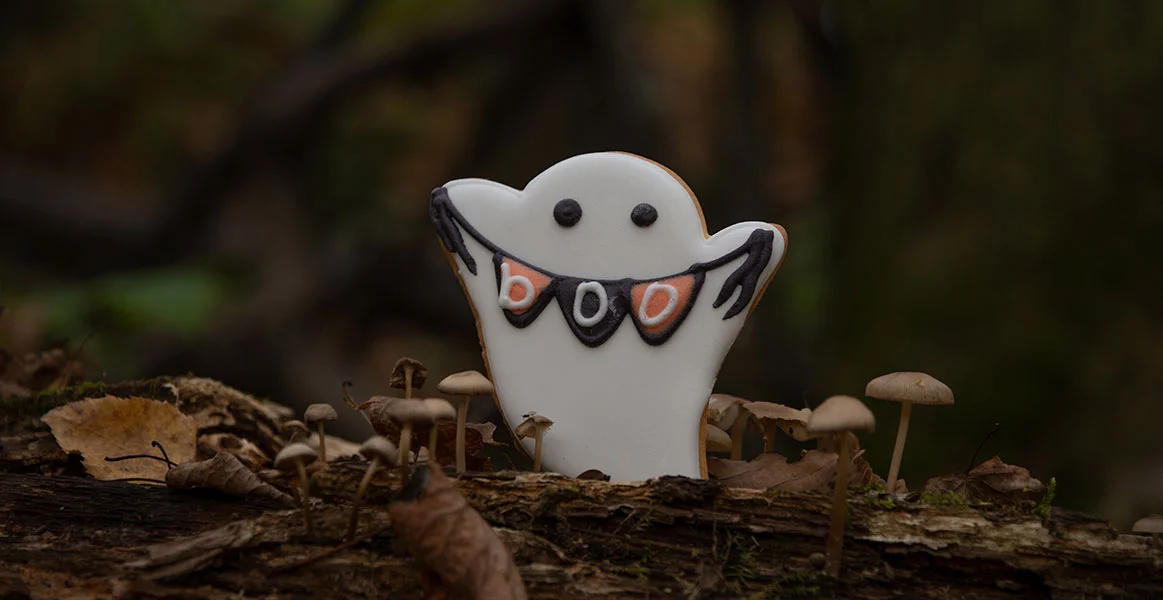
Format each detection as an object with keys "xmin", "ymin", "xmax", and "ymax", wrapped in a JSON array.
[{"xmin": 2, "ymin": 379, "xmax": 1161, "ymax": 599}]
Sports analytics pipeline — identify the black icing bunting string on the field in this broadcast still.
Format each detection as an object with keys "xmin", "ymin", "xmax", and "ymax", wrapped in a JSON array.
[{"xmin": 430, "ymin": 185, "xmax": 776, "ymax": 345}]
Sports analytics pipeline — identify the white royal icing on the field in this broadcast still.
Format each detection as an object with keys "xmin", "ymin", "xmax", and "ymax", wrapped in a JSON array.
[
  {"xmin": 434, "ymin": 152, "xmax": 786, "ymax": 481},
  {"xmin": 497, "ymin": 262, "xmax": 535, "ymax": 310},
  {"xmin": 637, "ymin": 282, "xmax": 679, "ymax": 326},
  {"xmin": 572, "ymin": 281, "xmax": 608, "ymax": 327}
]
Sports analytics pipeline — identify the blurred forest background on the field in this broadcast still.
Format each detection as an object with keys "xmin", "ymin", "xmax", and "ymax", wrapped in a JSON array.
[{"xmin": 1, "ymin": 1, "xmax": 1160, "ymax": 528}]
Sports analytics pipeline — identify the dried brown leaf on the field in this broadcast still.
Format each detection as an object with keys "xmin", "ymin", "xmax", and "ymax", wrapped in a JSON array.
[
  {"xmin": 711, "ymin": 451, "xmax": 839, "ymax": 491},
  {"xmin": 43, "ymin": 395, "xmax": 197, "ymax": 482},
  {"xmin": 924, "ymin": 456, "xmax": 1045, "ymax": 504},
  {"xmin": 166, "ymin": 451, "xmax": 294, "ymax": 507},
  {"xmin": 390, "ymin": 466, "xmax": 527, "ymax": 600}
]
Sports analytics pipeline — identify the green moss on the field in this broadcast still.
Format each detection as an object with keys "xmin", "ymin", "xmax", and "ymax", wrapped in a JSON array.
[
  {"xmin": 1032, "ymin": 477, "xmax": 1057, "ymax": 518},
  {"xmin": 0, "ymin": 377, "xmax": 176, "ymax": 423},
  {"xmin": 751, "ymin": 572, "xmax": 823, "ymax": 599},
  {"xmin": 864, "ymin": 495, "xmax": 897, "ymax": 510},
  {"xmin": 920, "ymin": 490, "xmax": 971, "ymax": 508}
]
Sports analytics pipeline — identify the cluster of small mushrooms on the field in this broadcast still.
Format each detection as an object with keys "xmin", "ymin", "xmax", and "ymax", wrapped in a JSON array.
[
  {"xmin": 270, "ymin": 357, "xmax": 555, "ymax": 542},
  {"xmin": 705, "ymin": 371, "xmax": 955, "ymax": 575}
]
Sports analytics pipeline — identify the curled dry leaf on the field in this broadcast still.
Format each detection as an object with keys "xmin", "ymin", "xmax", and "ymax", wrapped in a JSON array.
[
  {"xmin": 43, "ymin": 395, "xmax": 197, "ymax": 482},
  {"xmin": 390, "ymin": 466, "xmax": 527, "ymax": 600},
  {"xmin": 166, "ymin": 451, "xmax": 295, "ymax": 507},
  {"xmin": 709, "ymin": 451, "xmax": 838, "ymax": 491},
  {"xmin": 709, "ymin": 449, "xmax": 881, "ymax": 492},
  {"xmin": 198, "ymin": 433, "xmax": 269, "ymax": 469},
  {"xmin": 924, "ymin": 456, "xmax": 1045, "ymax": 505}
]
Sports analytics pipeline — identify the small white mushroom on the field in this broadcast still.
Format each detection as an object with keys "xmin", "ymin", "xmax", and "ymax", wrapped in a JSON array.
[
  {"xmin": 346, "ymin": 436, "xmax": 398, "ymax": 541},
  {"xmin": 386, "ymin": 399, "xmax": 434, "ymax": 483},
  {"xmin": 389, "ymin": 357, "xmax": 428, "ymax": 400},
  {"xmin": 274, "ymin": 443, "xmax": 319, "ymax": 537},
  {"xmin": 436, "ymin": 370, "xmax": 495, "ymax": 473},
  {"xmin": 303, "ymin": 403, "xmax": 338, "ymax": 463},
  {"xmin": 807, "ymin": 395, "xmax": 875, "ymax": 577},
  {"xmin": 1132, "ymin": 514, "xmax": 1163, "ymax": 535},
  {"xmin": 741, "ymin": 402, "xmax": 813, "ymax": 452},
  {"xmin": 422, "ymin": 398, "xmax": 457, "ymax": 463},
  {"xmin": 514, "ymin": 414, "xmax": 554, "ymax": 473},
  {"xmin": 281, "ymin": 420, "xmax": 310, "ymax": 444},
  {"xmin": 705, "ymin": 424, "xmax": 733, "ymax": 453},
  {"xmin": 865, "ymin": 372, "xmax": 954, "ymax": 493},
  {"xmin": 708, "ymin": 393, "xmax": 751, "ymax": 460}
]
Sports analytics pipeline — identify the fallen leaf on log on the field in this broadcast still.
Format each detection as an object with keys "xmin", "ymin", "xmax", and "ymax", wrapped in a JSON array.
[
  {"xmin": 164, "ymin": 451, "xmax": 294, "ymax": 507},
  {"xmin": 709, "ymin": 451, "xmax": 837, "ymax": 491},
  {"xmin": 42, "ymin": 395, "xmax": 197, "ymax": 482},
  {"xmin": 390, "ymin": 466, "xmax": 527, "ymax": 599},
  {"xmin": 924, "ymin": 456, "xmax": 1045, "ymax": 504}
]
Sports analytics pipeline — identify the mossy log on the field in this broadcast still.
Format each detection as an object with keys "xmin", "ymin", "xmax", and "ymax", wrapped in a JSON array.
[{"xmin": 2, "ymin": 380, "xmax": 1160, "ymax": 598}]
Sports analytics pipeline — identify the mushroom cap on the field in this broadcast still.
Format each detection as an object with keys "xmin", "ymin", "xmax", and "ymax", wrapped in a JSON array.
[
  {"xmin": 742, "ymin": 401, "xmax": 810, "ymax": 424},
  {"xmin": 806, "ymin": 395, "xmax": 875, "ymax": 434},
  {"xmin": 865, "ymin": 371, "xmax": 954, "ymax": 406},
  {"xmin": 436, "ymin": 370, "xmax": 494, "ymax": 396},
  {"xmin": 514, "ymin": 414, "xmax": 553, "ymax": 439},
  {"xmin": 359, "ymin": 436, "xmax": 398, "ymax": 464},
  {"xmin": 1132, "ymin": 514, "xmax": 1163, "ymax": 534},
  {"xmin": 274, "ymin": 443, "xmax": 318, "ymax": 470},
  {"xmin": 281, "ymin": 419, "xmax": 310, "ymax": 435},
  {"xmin": 388, "ymin": 357, "xmax": 428, "ymax": 390},
  {"xmin": 422, "ymin": 397, "xmax": 457, "ymax": 422},
  {"xmin": 705, "ymin": 425, "xmax": 732, "ymax": 452},
  {"xmin": 303, "ymin": 403, "xmax": 338, "ymax": 423},
  {"xmin": 707, "ymin": 393, "xmax": 749, "ymax": 429},
  {"xmin": 386, "ymin": 398, "xmax": 434, "ymax": 424}
]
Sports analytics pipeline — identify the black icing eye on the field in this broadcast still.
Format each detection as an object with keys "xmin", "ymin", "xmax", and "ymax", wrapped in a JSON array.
[
  {"xmin": 554, "ymin": 198, "xmax": 582, "ymax": 227},
  {"xmin": 631, "ymin": 203, "xmax": 658, "ymax": 227}
]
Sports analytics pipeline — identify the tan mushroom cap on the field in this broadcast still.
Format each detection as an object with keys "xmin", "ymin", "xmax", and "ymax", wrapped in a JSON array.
[
  {"xmin": 274, "ymin": 443, "xmax": 318, "ymax": 470},
  {"xmin": 386, "ymin": 398, "xmax": 434, "ymax": 424},
  {"xmin": 437, "ymin": 370, "xmax": 494, "ymax": 396},
  {"xmin": 388, "ymin": 357, "xmax": 428, "ymax": 390},
  {"xmin": 422, "ymin": 398, "xmax": 457, "ymax": 422},
  {"xmin": 514, "ymin": 414, "xmax": 554, "ymax": 439},
  {"xmin": 707, "ymin": 393, "xmax": 749, "ymax": 429},
  {"xmin": 743, "ymin": 402, "xmax": 815, "ymax": 441},
  {"xmin": 865, "ymin": 372, "xmax": 954, "ymax": 406},
  {"xmin": 359, "ymin": 436, "xmax": 398, "ymax": 464},
  {"xmin": 1132, "ymin": 514, "xmax": 1163, "ymax": 534},
  {"xmin": 806, "ymin": 395, "xmax": 875, "ymax": 435},
  {"xmin": 705, "ymin": 425, "xmax": 732, "ymax": 453},
  {"xmin": 281, "ymin": 420, "xmax": 310, "ymax": 435},
  {"xmin": 304, "ymin": 403, "xmax": 338, "ymax": 423}
]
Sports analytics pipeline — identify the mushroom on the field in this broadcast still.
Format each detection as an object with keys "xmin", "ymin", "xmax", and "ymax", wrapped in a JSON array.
[
  {"xmin": 436, "ymin": 370, "xmax": 495, "ymax": 473},
  {"xmin": 1132, "ymin": 514, "xmax": 1163, "ymax": 535},
  {"xmin": 346, "ymin": 436, "xmax": 398, "ymax": 541},
  {"xmin": 708, "ymin": 393, "xmax": 751, "ymax": 460},
  {"xmin": 514, "ymin": 414, "xmax": 554, "ymax": 472},
  {"xmin": 422, "ymin": 397, "xmax": 456, "ymax": 462},
  {"xmin": 705, "ymin": 424, "xmax": 733, "ymax": 453},
  {"xmin": 806, "ymin": 395, "xmax": 875, "ymax": 577},
  {"xmin": 389, "ymin": 357, "xmax": 428, "ymax": 400},
  {"xmin": 281, "ymin": 420, "xmax": 310, "ymax": 444},
  {"xmin": 741, "ymin": 402, "xmax": 813, "ymax": 452},
  {"xmin": 303, "ymin": 403, "xmax": 338, "ymax": 463},
  {"xmin": 386, "ymin": 398, "xmax": 433, "ymax": 482},
  {"xmin": 865, "ymin": 371, "xmax": 954, "ymax": 493},
  {"xmin": 274, "ymin": 443, "xmax": 319, "ymax": 537}
]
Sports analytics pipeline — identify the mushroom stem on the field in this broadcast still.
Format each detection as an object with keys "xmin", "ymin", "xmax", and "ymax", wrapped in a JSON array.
[
  {"xmin": 404, "ymin": 367, "xmax": 414, "ymax": 400},
  {"xmin": 455, "ymin": 396, "xmax": 469, "ymax": 473},
  {"xmin": 532, "ymin": 429, "xmax": 544, "ymax": 473},
  {"xmin": 730, "ymin": 413, "xmax": 749, "ymax": 461},
  {"xmin": 886, "ymin": 402, "xmax": 913, "ymax": 493},
  {"xmin": 295, "ymin": 460, "xmax": 315, "ymax": 537},
  {"xmin": 428, "ymin": 425, "xmax": 439, "ymax": 461},
  {"xmin": 826, "ymin": 433, "xmax": 852, "ymax": 576},
  {"xmin": 398, "ymin": 423, "xmax": 414, "ymax": 482},
  {"xmin": 762, "ymin": 422, "xmax": 777, "ymax": 453},
  {"xmin": 316, "ymin": 423, "xmax": 328, "ymax": 463},
  {"xmin": 345, "ymin": 457, "xmax": 380, "ymax": 541},
  {"xmin": 699, "ymin": 405, "xmax": 710, "ymax": 478}
]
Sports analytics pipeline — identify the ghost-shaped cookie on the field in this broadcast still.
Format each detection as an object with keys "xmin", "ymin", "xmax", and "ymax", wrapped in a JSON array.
[{"xmin": 431, "ymin": 152, "xmax": 786, "ymax": 481}]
